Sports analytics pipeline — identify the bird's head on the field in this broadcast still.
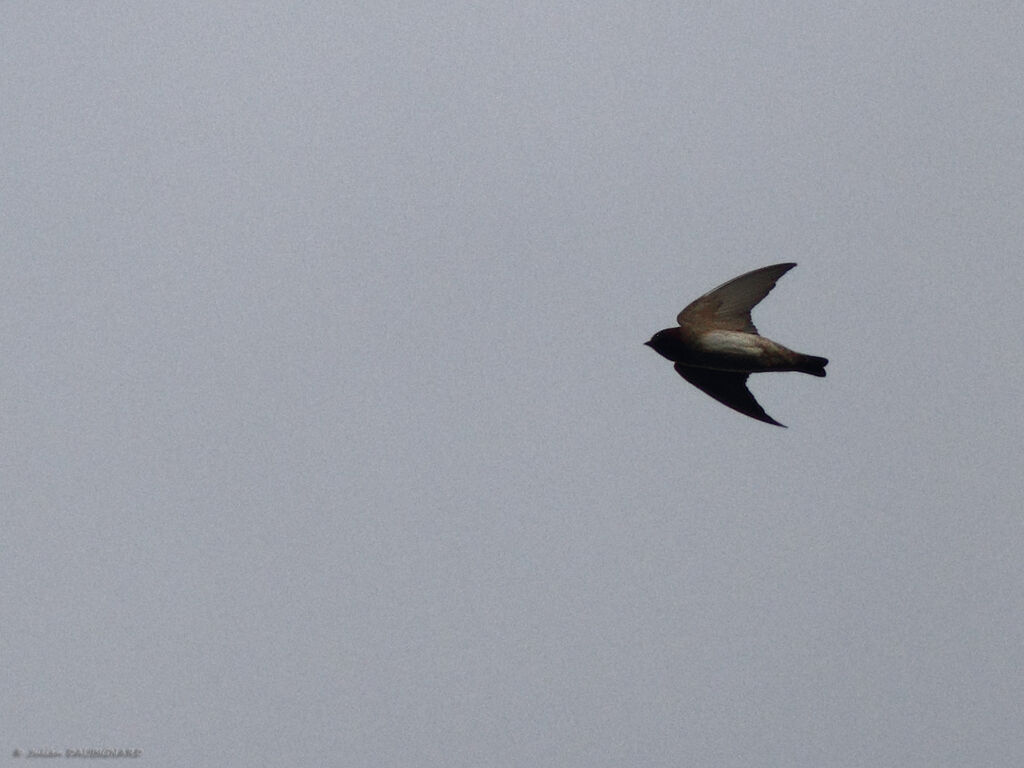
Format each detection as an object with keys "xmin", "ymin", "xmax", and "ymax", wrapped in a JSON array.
[{"xmin": 644, "ymin": 328, "xmax": 682, "ymax": 361}]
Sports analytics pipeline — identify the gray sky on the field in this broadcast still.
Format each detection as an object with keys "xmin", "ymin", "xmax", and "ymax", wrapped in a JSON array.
[{"xmin": 3, "ymin": 2, "xmax": 1023, "ymax": 766}]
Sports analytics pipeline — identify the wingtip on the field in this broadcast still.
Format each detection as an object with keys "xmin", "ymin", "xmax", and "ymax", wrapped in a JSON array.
[{"xmin": 760, "ymin": 409, "xmax": 787, "ymax": 427}]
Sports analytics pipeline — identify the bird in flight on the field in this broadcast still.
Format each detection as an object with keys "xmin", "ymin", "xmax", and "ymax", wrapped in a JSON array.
[{"xmin": 645, "ymin": 263, "xmax": 827, "ymax": 427}]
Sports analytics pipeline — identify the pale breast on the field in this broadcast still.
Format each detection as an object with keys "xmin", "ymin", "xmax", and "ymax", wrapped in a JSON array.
[
  {"xmin": 687, "ymin": 329, "xmax": 789, "ymax": 371},
  {"xmin": 699, "ymin": 330, "xmax": 767, "ymax": 357}
]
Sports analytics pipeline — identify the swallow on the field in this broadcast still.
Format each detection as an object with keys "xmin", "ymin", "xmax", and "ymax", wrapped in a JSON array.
[{"xmin": 645, "ymin": 263, "xmax": 827, "ymax": 427}]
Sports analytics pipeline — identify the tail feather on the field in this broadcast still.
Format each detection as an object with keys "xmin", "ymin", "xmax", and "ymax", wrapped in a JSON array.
[{"xmin": 799, "ymin": 354, "xmax": 828, "ymax": 377}]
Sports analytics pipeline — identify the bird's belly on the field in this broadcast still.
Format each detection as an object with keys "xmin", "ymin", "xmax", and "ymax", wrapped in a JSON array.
[{"xmin": 690, "ymin": 330, "xmax": 781, "ymax": 371}]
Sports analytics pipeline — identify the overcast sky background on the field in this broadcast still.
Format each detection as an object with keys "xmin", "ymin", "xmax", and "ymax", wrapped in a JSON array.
[{"xmin": 3, "ymin": 3, "xmax": 1023, "ymax": 766}]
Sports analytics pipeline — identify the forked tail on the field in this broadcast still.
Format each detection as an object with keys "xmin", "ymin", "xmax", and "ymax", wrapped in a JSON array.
[{"xmin": 799, "ymin": 354, "xmax": 828, "ymax": 377}]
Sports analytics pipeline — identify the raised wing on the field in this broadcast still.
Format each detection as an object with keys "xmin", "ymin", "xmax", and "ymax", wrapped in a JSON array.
[
  {"xmin": 677, "ymin": 263, "xmax": 796, "ymax": 334},
  {"xmin": 674, "ymin": 363, "xmax": 785, "ymax": 427}
]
